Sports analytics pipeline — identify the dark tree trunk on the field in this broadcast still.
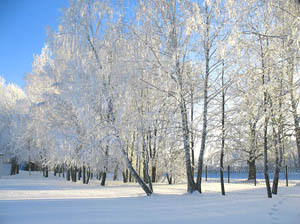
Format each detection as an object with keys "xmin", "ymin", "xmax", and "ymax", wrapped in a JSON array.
[
  {"xmin": 220, "ymin": 60, "xmax": 225, "ymax": 196},
  {"xmin": 78, "ymin": 167, "xmax": 82, "ymax": 181},
  {"xmin": 62, "ymin": 164, "xmax": 65, "ymax": 178},
  {"xmin": 45, "ymin": 166, "xmax": 48, "ymax": 178},
  {"xmin": 10, "ymin": 158, "xmax": 18, "ymax": 175},
  {"xmin": 102, "ymin": 145, "xmax": 109, "ymax": 185},
  {"xmin": 71, "ymin": 166, "xmax": 77, "ymax": 182},
  {"xmin": 113, "ymin": 164, "xmax": 119, "ymax": 181},
  {"xmin": 248, "ymin": 159, "xmax": 256, "ymax": 180},
  {"xmin": 122, "ymin": 171, "xmax": 128, "ymax": 183},
  {"xmin": 67, "ymin": 168, "xmax": 71, "ymax": 181},
  {"xmin": 263, "ymin": 119, "xmax": 272, "ymax": 198},
  {"xmin": 86, "ymin": 168, "xmax": 90, "ymax": 184},
  {"xmin": 125, "ymin": 169, "xmax": 129, "ymax": 182},
  {"xmin": 101, "ymin": 170, "xmax": 106, "ymax": 186},
  {"xmin": 151, "ymin": 166, "xmax": 156, "ymax": 183},
  {"xmin": 83, "ymin": 166, "xmax": 86, "ymax": 184},
  {"xmin": 166, "ymin": 173, "xmax": 173, "ymax": 185},
  {"xmin": 260, "ymin": 36, "xmax": 272, "ymax": 198}
]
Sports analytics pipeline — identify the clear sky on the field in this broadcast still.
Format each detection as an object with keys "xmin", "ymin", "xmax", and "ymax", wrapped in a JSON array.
[{"xmin": 0, "ymin": 0, "xmax": 69, "ymax": 88}]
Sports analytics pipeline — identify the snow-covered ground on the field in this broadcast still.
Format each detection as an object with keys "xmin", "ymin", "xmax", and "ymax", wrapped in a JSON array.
[{"xmin": 0, "ymin": 171, "xmax": 299, "ymax": 224}]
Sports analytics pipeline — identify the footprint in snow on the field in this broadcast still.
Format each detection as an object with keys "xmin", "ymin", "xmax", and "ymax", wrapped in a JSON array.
[{"xmin": 269, "ymin": 199, "xmax": 284, "ymax": 224}]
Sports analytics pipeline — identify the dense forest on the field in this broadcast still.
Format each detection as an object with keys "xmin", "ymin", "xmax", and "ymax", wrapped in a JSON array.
[{"xmin": 0, "ymin": 0, "xmax": 299, "ymax": 198}]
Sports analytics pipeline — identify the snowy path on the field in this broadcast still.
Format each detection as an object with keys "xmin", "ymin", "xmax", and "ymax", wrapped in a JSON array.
[{"xmin": 0, "ymin": 172, "xmax": 299, "ymax": 224}]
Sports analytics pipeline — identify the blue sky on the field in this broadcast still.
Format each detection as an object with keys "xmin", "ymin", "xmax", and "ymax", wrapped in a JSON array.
[{"xmin": 0, "ymin": 0, "xmax": 69, "ymax": 88}]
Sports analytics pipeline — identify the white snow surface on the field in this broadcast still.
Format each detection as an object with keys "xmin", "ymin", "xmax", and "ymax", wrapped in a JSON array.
[{"xmin": 0, "ymin": 171, "xmax": 299, "ymax": 224}]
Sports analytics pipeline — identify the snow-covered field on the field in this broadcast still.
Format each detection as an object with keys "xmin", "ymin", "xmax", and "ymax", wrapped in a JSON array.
[{"xmin": 0, "ymin": 171, "xmax": 299, "ymax": 224}]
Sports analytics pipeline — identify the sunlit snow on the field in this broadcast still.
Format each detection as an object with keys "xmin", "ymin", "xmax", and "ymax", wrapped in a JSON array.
[{"xmin": 0, "ymin": 171, "xmax": 299, "ymax": 224}]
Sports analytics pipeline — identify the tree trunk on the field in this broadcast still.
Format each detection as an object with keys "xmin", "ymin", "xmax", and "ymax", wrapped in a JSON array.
[
  {"xmin": 78, "ymin": 167, "xmax": 82, "ymax": 181},
  {"xmin": 151, "ymin": 166, "xmax": 156, "ymax": 183},
  {"xmin": 272, "ymin": 115, "xmax": 284, "ymax": 194},
  {"xmin": 196, "ymin": 60, "xmax": 209, "ymax": 193},
  {"xmin": 113, "ymin": 163, "xmax": 119, "ymax": 181},
  {"xmin": 101, "ymin": 145, "xmax": 109, "ymax": 186},
  {"xmin": 180, "ymin": 95, "xmax": 197, "ymax": 193},
  {"xmin": 62, "ymin": 164, "xmax": 65, "ymax": 178},
  {"xmin": 45, "ymin": 166, "xmax": 48, "ymax": 178},
  {"xmin": 190, "ymin": 88, "xmax": 195, "ymax": 178},
  {"xmin": 260, "ymin": 36, "xmax": 272, "ymax": 198},
  {"xmin": 263, "ymin": 118, "xmax": 272, "ymax": 198},
  {"xmin": 72, "ymin": 166, "xmax": 77, "ymax": 182},
  {"xmin": 118, "ymin": 135, "xmax": 152, "ymax": 196},
  {"xmin": 288, "ymin": 67, "xmax": 300, "ymax": 168},
  {"xmin": 83, "ymin": 165, "xmax": 86, "ymax": 184},
  {"xmin": 248, "ymin": 123, "xmax": 258, "ymax": 180},
  {"xmin": 10, "ymin": 158, "xmax": 18, "ymax": 175},
  {"xmin": 67, "ymin": 167, "xmax": 70, "ymax": 181},
  {"xmin": 166, "ymin": 173, "xmax": 173, "ymax": 185},
  {"xmin": 122, "ymin": 171, "xmax": 128, "ymax": 183},
  {"xmin": 196, "ymin": 7, "xmax": 210, "ymax": 192},
  {"xmin": 86, "ymin": 168, "xmax": 90, "ymax": 184},
  {"xmin": 248, "ymin": 159, "xmax": 256, "ymax": 180},
  {"xmin": 101, "ymin": 169, "xmax": 106, "ymax": 186},
  {"xmin": 220, "ymin": 60, "xmax": 225, "ymax": 196}
]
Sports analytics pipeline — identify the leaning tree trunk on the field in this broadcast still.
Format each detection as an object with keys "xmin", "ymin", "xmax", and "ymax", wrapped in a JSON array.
[{"xmin": 116, "ymin": 133, "xmax": 153, "ymax": 196}]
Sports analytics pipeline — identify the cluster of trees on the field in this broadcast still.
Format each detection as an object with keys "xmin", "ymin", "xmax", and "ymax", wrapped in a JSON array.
[{"xmin": 1, "ymin": 0, "xmax": 299, "ymax": 198}]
